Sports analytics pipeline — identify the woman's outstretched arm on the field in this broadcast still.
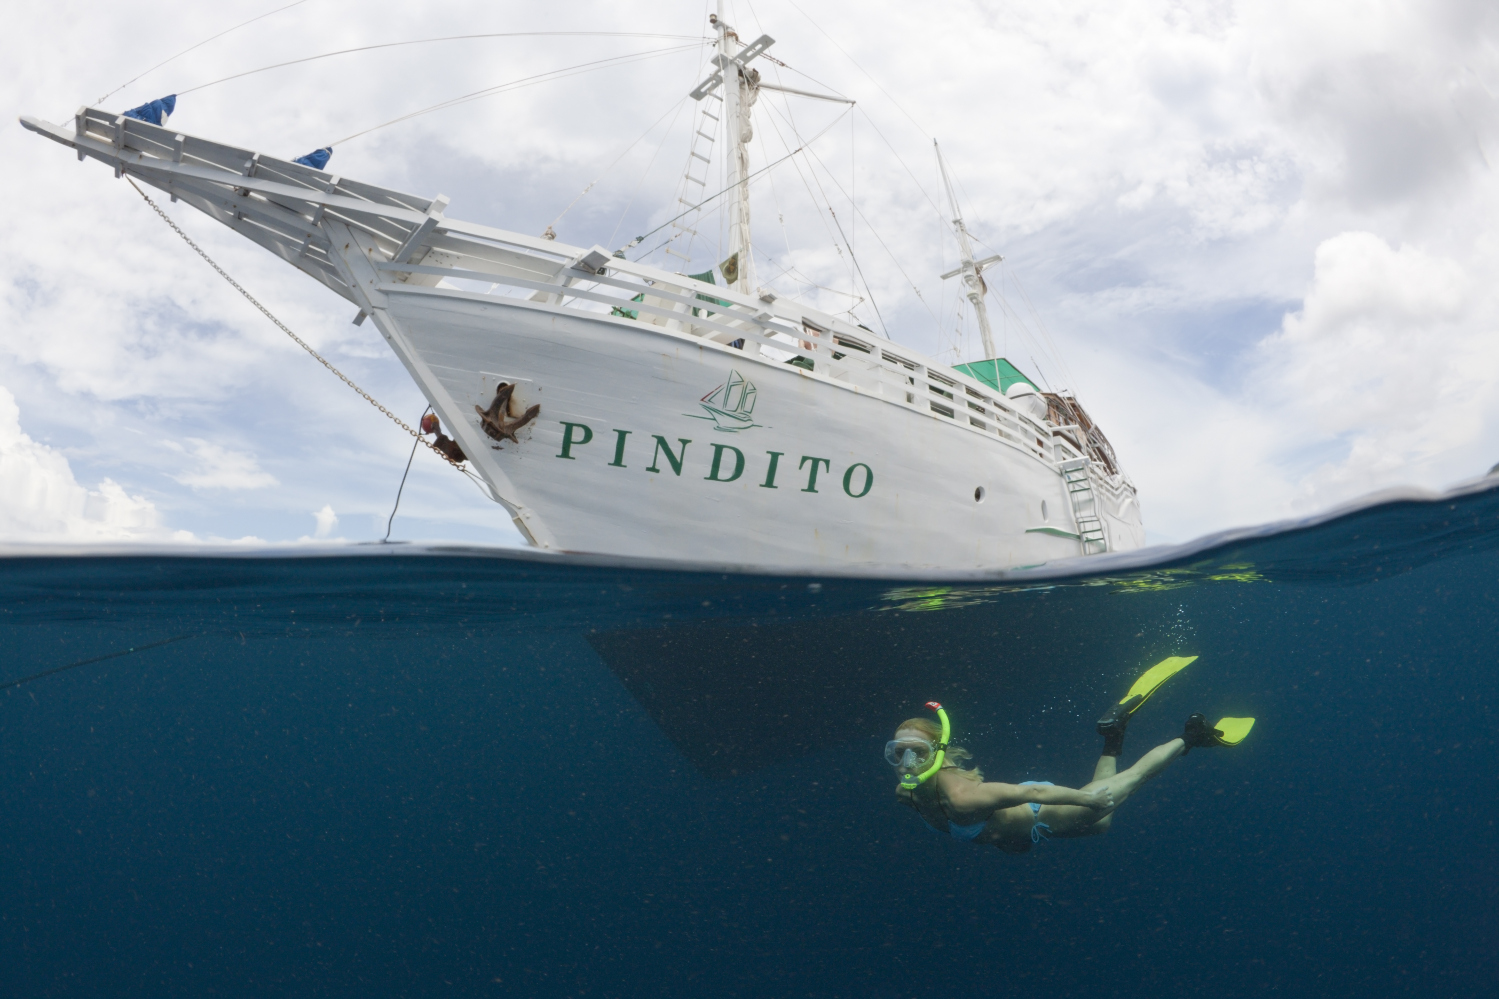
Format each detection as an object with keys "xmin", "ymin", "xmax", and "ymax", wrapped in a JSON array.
[{"xmin": 939, "ymin": 773, "xmax": 1113, "ymax": 814}]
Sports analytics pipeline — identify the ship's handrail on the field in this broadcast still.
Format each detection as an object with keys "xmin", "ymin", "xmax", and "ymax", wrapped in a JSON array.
[{"xmin": 23, "ymin": 106, "xmax": 1068, "ymax": 469}]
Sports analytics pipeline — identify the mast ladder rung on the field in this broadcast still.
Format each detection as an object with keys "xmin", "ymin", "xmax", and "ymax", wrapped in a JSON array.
[
  {"xmin": 696, "ymin": 130, "xmax": 716, "ymax": 142},
  {"xmin": 690, "ymin": 151, "xmax": 710, "ymax": 163},
  {"xmin": 685, "ymin": 175, "xmax": 707, "ymax": 186}
]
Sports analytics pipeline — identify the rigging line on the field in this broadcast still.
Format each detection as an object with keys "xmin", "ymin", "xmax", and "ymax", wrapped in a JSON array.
[
  {"xmin": 992, "ymin": 275, "xmax": 1068, "ymax": 391},
  {"xmin": 1029, "ymin": 354, "xmax": 1055, "ymax": 394},
  {"xmin": 552, "ymin": 94, "xmax": 692, "ymax": 233},
  {"xmin": 628, "ymin": 106, "xmax": 852, "ymax": 257},
  {"xmin": 125, "ymin": 180, "xmax": 465, "ymax": 470},
  {"xmin": 762, "ymin": 132, "xmax": 876, "ymax": 321},
  {"xmin": 738, "ymin": 0, "xmax": 848, "ymax": 102},
  {"xmin": 758, "ymin": 105, "xmax": 852, "ymax": 283},
  {"xmin": 606, "ymin": 94, "xmax": 694, "ymax": 250},
  {"xmin": 757, "ymin": 104, "xmax": 847, "ymax": 288},
  {"xmin": 754, "ymin": 42, "xmax": 806, "ymax": 269},
  {"xmin": 740, "ymin": 0, "xmax": 851, "ymax": 100},
  {"xmin": 606, "ymin": 40, "xmax": 710, "ymax": 251},
  {"xmin": 823, "ymin": 199, "xmax": 888, "ymax": 336},
  {"xmin": 791, "ymin": 119, "xmax": 940, "ymax": 330},
  {"xmin": 759, "ymin": 37, "xmax": 854, "ymax": 299},
  {"xmin": 809, "ymin": 155, "xmax": 940, "ymax": 328},
  {"xmin": 992, "ymin": 282, "xmax": 1047, "ymax": 367},
  {"xmin": 1012, "ymin": 272, "xmax": 1080, "ymax": 392},
  {"xmin": 176, "ymin": 32, "xmax": 709, "ymax": 96},
  {"xmin": 95, "ymin": 0, "xmax": 310, "ymax": 105},
  {"xmin": 784, "ymin": 0, "xmax": 932, "ymax": 138},
  {"xmin": 761, "ymin": 255, "xmax": 865, "ymax": 301},
  {"xmin": 459, "ymin": 465, "xmax": 502, "ymax": 503},
  {"xmin": 762, "ymin": 138, "xmax": 798, "ymax": 264},
  {"xmin": 383, "ymin": 405, "xmax": 431, "ymax": 543},
  {"xmin": 741, "ymin": 0, "xmax": 855, "ymax": 104},
  {"xmin": 980, "ymin": 251, "xmax": 1074, "ymax": 387},
  {"xmin": 333, "ymin": 45, "xmax": 701, "ymax": 145},
  {"xmin": 854, "ymin": 107, "xmax": 947, "ymax": 226},
  {"xmin": 0, "ymin": 635, "xmax": 196, "ymax": 693}
]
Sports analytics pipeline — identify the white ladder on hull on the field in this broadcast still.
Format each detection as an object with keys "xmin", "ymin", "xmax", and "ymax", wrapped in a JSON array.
[{"xmin": 1060, "ymin": 458, "xmax": 1108, "ymax": 555}]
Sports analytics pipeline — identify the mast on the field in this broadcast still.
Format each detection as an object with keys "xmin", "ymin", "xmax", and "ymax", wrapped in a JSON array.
[
  {"xmin": 936, "ymin": 140, "xmax": 1003, "ymax": 360},
  {"xmin": 689, "ymin": 14, "xmax": 842, "ymax": 294},
  {"xmin": 720, "ymin": 6, "xmax": 751, "ymax": 293},
  {"xmin": 700, "ymin": 5, "xmax": 772, "ymax": 295}
]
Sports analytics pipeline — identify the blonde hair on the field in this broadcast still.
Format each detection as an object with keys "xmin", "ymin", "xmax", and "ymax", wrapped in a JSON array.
[{"xmin": 894, "ymin": 717, "xmax": 983, "ymax": 804}]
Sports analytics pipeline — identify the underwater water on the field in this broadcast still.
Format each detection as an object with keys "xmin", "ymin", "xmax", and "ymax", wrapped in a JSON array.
[{"xmin": 2, "ymin": 482, "xmax": 1497, "ymax": 998}]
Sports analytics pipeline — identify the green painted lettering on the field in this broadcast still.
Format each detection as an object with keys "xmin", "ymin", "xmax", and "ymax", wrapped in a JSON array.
[
  {"xmin": 799, "ymin": 455, "xmax": 832, "ymax": 493},
  {"xmin": 647, "ymin": 435, "xmax": 691, "ymax": 475},
  {"xmin": 705, "ymin": 443, "xmax": 745, "ymax": 482},
  {"xmin": 842, "ymin": 463, "xmax": 874, "ymax": 498},
  {"xmin": 761, "ymin": 451, "xmax": 784, "ymax": 489},
  {"xmin": 557, "ymin": 421, "xmax": 593, "ymax": 459},
  {"xmin": 609, "ymin": 429, "xmax": 631, "ymax": 467}
]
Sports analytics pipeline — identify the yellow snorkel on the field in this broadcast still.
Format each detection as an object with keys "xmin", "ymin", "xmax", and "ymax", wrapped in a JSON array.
[{"xmin": 899, "ymin": 701, "xmax": 950, "ymax": 791}]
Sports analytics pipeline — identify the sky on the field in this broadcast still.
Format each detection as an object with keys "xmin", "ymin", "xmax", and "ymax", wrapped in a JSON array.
[{"xmin": 2, "ymin": 0, "xmax": 1497, "ymax": 550}]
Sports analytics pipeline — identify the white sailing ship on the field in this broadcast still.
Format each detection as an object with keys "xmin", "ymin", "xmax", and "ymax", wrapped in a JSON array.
[{"xmin": 23, "ymin": 6, "xmax": 1144, "ymax": 572}]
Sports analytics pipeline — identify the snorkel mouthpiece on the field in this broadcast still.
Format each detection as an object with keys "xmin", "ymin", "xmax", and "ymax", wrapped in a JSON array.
[{"xmin": 898, "ymin": 701, "xmax": 950, "ymax": 790}]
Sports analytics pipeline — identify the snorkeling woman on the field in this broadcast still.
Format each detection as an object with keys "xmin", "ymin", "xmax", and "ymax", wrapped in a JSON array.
[{"xmin": 889, "ymin": 656, "xmax": 1253, "ymax": 853}]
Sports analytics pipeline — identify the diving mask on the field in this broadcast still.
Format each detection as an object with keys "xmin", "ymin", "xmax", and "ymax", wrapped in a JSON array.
[
  {"xmin": 885, "ymin": 737, "xmax": 936, "ymax": 770},
  {"xmin": 892, "ymin": 702, "xmax": 951, "ymax": 790}
]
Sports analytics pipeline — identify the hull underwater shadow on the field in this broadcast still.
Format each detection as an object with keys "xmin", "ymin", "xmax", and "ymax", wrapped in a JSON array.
[{"xmin": 587, "ymin": 475, "xmax": 1499, "ymax": 775}]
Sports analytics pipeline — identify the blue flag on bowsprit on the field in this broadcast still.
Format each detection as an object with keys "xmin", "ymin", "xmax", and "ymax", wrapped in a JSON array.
[
  {"xmin": 293, "ymin": 146, "xmax": 333, "ymax": 171},
  {"xmin": 121, "ymin": 95, "xmax": 176, "ymax": 126}
]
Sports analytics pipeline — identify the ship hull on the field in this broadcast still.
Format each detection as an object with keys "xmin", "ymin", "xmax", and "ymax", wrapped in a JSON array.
[{"xmin": 379, "ymin": 288, "xmax": 1144, "ymax": 571}]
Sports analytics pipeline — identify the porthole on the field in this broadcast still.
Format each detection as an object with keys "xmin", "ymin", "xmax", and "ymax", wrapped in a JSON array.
[
  {"xmin": 1041, "ymin": 500, "xmax": 1049, "ymax": 521},
  {"xmin": 974, "ymin": 486, "xmax": 986, "ymax": 503}
]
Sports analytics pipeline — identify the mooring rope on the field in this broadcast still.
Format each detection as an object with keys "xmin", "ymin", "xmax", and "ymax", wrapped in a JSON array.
[
  {"xmin": 0, "ymin": 635, "xmax": 196, "ymax": 692},
  {"xmin": 127, "ymin": 178, "xmax": 463, "ymax": 469}
]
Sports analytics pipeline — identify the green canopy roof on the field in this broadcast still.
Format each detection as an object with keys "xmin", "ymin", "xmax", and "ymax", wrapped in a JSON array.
[{"xmin": 952, "ymin": 358, "xmax": 1038, "ymax": 395}]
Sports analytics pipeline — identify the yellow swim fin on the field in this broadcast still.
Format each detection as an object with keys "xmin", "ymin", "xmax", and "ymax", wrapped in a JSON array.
[
  {"xmin": 1098, "ymin": 656, "xmax": 1198, "ymax": 751},
  {"xmin": 1121, "ymin": 655, "xmax": 1198, "ymax": 708},
  {"xmin": 1183, "ymin": 713, "xmax": 1255, "ymax": 751},
  {"xmin": 1211, "ymin": 717, "xmax": 1255, "ymax": 746}
]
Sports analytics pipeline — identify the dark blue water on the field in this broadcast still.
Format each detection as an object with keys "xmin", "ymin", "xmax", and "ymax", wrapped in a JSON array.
[{"xmin": 3, "ymin": 481, "xmax": 1497, "ymax": 997}]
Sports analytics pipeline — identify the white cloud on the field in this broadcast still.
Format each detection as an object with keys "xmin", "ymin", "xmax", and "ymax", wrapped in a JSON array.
[
  {"xmin": 1254, "ymin": 231, "xmax": 1499, "ymax": 504},
  {"xmin": 0, "ymin": 385, "xmax": 189, "ymax": 541},
  {"xmin": 168, "ymin": 438, "xmax": 278, "ymax": 490},
  {"xmin": 312, "ymin": 504, "xmax": 338, "ymax": 538}
]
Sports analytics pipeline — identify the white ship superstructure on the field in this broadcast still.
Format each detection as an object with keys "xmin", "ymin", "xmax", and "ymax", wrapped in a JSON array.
[{"xmin": 22, "ymin": 8, "xmax": 1144, "ymax": 572}]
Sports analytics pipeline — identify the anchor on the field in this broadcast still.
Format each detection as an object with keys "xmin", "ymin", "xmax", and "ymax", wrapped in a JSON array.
[{"xmin": 475, "ymin": 382, "xmax": 541, "ymax": 447}]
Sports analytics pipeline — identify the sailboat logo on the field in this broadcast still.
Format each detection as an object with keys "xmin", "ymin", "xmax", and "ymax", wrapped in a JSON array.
[{"xmin": 691, "ymin": 369, "xmax": 761, "ymax": 432}]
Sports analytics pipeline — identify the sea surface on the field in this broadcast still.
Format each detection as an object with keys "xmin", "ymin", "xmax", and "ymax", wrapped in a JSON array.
[{"xmin": 3, "ymin": 480, "xmax": 1497, "ymax": 998}]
